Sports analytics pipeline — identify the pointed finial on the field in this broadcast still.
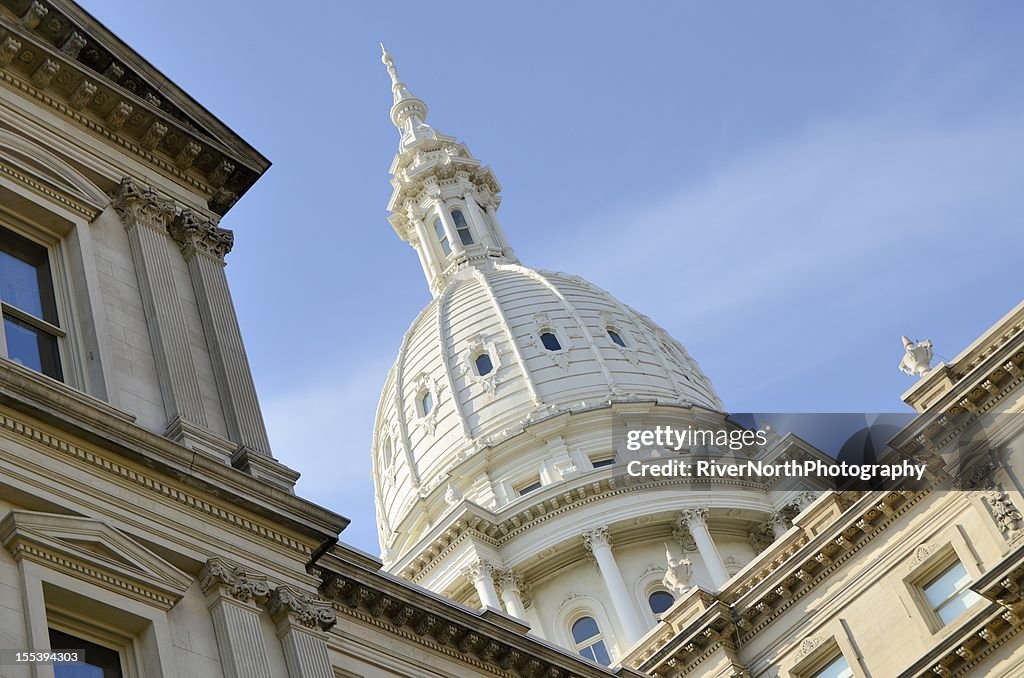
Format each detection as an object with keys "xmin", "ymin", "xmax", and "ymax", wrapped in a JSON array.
[{"xmin": 378, "ymin": 44, "xmax": 434, "ymax": 146}]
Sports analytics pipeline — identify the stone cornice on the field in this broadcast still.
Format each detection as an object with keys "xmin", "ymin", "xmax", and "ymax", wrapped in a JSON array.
[
  {"xmin": 0, "ymin": 356, "xmax": 347, "ymax": 554},
  {"xmin": 0, "ymin": 2, "xmax": 267, "ymax": 214},
  {"xmin": 314, "ymin": 549, "xmax": 628, "ymax": 678}
]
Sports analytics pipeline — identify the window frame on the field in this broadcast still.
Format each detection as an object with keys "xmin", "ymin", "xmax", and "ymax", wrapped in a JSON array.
[
  {"xmin": 787, "ymin": 632, "xmax": 865, "ymax": 678},
  {"xmin": 901, "ymin": 536, "xmax": 985, "ymax": 635},
  {"xmin": 0, "ymin": 220, "xmax": 71, "ymax": 382},
  {"xmin": 48, "ymin": 608, "xmax": 135, "ymax": 678},
  {"xmin": 590, "ymin": 456, "xmax": 616, "ymax": 470},
  {"xmin": 516, "ymin": 478, "xmax": 543, "ymax": 497},
  {"xmin": 569, "ymin": 614, "xmax": 612, "ymax": 666},
  {"xmin": 432, "ymin": 217, "xmax": 452, "ymax": 256},
  {"xmin": 450, "ymin": 208, "xmax": 475, "ymax": 246}
]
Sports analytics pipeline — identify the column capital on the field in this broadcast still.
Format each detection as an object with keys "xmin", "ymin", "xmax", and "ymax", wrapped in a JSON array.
[
  {"xmin": 497, "ymin": 569, "xmax": 523, "ymax": 594},
  {"xmin": 266, "ymin": 585, "xmax": 337, "ymax": 633},
  {"xmin": 111, "ymin": 177, "xmax": 177, "ymax": 231},
  {"xmin": 198, "ymin": 557, "xmax": 270, "ymax": 605},
  {"xmin": 679, "ymin": 507, "xmax": 710, "ymax": 528},
  {"xmin": 460, "ymin": 559, "xmax": 497, "ymax": 582},
  {"xmin": 169, "ymin": 209, "xmax": 234, "ymax": 261},
  {"xmin": 582, "ymin": 525, "xmax": 611, "ymax": 551}
]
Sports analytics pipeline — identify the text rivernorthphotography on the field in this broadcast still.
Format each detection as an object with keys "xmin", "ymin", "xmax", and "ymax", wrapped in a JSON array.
[{"xmin": 626, "ymin": 459, "xmax": 928, "ymax": 482}]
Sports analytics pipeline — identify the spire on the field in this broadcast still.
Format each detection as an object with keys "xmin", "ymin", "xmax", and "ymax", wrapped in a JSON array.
[{"xmin": 380, "ymin": 44, "xmax": 436, "ymax": 149}]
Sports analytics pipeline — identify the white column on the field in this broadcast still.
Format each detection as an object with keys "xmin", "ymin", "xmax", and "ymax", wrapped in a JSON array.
[
  {"xmin": 680, "ymin": 509, "xmax": 730, "ymax": 589},
  {"xmin": 582, "ymin": 526, "xmax": 646, "ymax": 644},
  {"xmin": 463, "ymin": 560, "xmax": 501, "ymax": 610},
  {"xmin": 483, "ymin": 202, "xmax": 516, "ymax": 260},
  {"xmin": 497, "ymin": 570, "xmax": 529, "ymax": 622},
  {"xmin": 407, "ymin": 206, "xmax": 443, "ymax": 279},
  {"xmin": 198, "ymin": 559, "xmax": 274, "ymax": 678},
  {"xmin": 434, "ymin": 201, "xmax": 465, "ymax": 255},
  {"xmin": 267, "ymin": 586, "xmax": 336, "ymax": 678},
  {"xmin": 462, "ymin": 188, "xmax": 498, "ymax": 250},
  {"xmin": 767, "ymin": 511, "xmax": 790, "ymax": 539}
]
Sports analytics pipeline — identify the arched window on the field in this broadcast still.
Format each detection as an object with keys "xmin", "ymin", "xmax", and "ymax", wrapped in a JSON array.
[
  {"xmin": 474, "ymin": 353, "xmax": 493, "ymax": 376},
  {"xmin": 420, "ymin": 391, "xmax": 434, "ymax": 416},
  {"xmin": 648, "ymin": 590, "xmax": 674, "ymax": 615},
  {"xmin": 451, "ymin": 209, "xmax": 474, "ymax": 246},
  {"xmin": 571, "ymin": 616, "xmax": 611, "ymax": 665},
  {"xmin": 540, "ymin": 332, "xmax": 561, "ymax": 351},
  {"xmin": 607, "ymin": 328, "xmax": 626, "ymax": 348},
  {"xmin": 433, "ymin": 218, "xmax": 451, "ymax": 256}
]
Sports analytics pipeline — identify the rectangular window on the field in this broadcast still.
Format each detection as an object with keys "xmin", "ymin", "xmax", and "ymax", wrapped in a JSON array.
[
  {"xmin": 49, "ymin": 628, "xmax": 125, "ymax": 678},
  {"xmin": 0, "ymin": 227, "xmax": 63, "ymax": 380},
  {"xmin": 810, "ymin": 654, "xmax": 853, "ymax": 678},
  {"xmin": 922, "ymin": 560, "xmax": 981, "ymax": 626},
  {"xmin": 591, "ymin": 456, "xmax": 616, "ymax": 469},
  {"xmin": 517, "ymin": 479, "xmax": 542, "ymax": 496},
  {"xmin": 433, "ymin": 218, "xmax": 451, "ymax": 256}
]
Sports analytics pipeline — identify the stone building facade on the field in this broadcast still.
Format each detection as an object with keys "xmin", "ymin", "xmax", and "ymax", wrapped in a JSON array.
[{"xmin": 0, "ymin": 1, "xmax": 1021, "ymax": 677}]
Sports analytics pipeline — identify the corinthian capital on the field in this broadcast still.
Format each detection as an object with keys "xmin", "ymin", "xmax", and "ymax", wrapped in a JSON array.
[
  {"xmin": 198, "ymin": 557, "xmax": 270, "ymax": 604},
  {"xmin": 679, "ymin": 508, "xmax": 709, "ymax": 528},
  {"xmin": 460, "ymin": 559, "xmax": 497, "ymax": 582},
  {"xmin": 168, "ymin": 209, "xmax": 234, "ymax": 260},
  {"xmin": 582, "ymin": 525, "xmax": 611, "ymax": 551},
  {"xmin": 266, "ymin": 585, "xmax": 337, "ymax": 632},
  {"xmin": 111, "ymin": 177, "xmax": 177, "ymax": 230}
]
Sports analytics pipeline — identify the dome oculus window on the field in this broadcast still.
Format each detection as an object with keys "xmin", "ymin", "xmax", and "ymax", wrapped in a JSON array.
[
  {"xmin": 451, "ymin": 209, "xmax": 474, "ymax": 246},
  {"xmin": 648, "ymin": 590, "xmax": 674, "ymax": 615},
  {"xmin": 607, "ymin": 328, "xmax": 626, "ymax": 348},
  {"xmin": 570, "ymin": 616, "xmax": 611, "ymax": 666},
  {"xmin": 433, "ymin": 218, "xmax": 452, "ymax": 256},
  {"xmin": 419, "ymin": 391, "xmax": 434, "ymax": 416},
  {"xmin": 474, "ymin": 352, "xmax": 494, "ymax": 376},
  {"xmin": 0, "ymin": 227, "xmax": 63, "ymax": 381},
  {"xmin": 540, "ymin": 331, "xmax": 562, "ymax": 351}
]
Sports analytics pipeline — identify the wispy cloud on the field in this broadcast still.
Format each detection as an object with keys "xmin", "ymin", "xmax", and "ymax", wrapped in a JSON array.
[{"xmin": 262, "ymin": 355, "xmax": 392, "ymax": 554}]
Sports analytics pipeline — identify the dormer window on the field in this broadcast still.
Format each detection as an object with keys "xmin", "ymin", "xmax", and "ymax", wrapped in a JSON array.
[
  {"xmin": 607, "ymin": 328, "xmax": 626, "ymax": 348},
  {"xmin": 433, "ymin": 218, "xmax": 451, "ymax": 256},
  {"xmin": 0, "ymin": 227, "xmax": 63, "ymax": 381},
  {"xmin": 451, "ymin": 209, "xmax": 474, "ymax": 246},
  {"xmin": 420, "ymin": 391, "xmax": 434, "ymax": 416},
  {"xmin": 474, "ymin": 353, "xmax": 494, "ymax": 376},
  {"xmin": 540, "ymin": 332, "xmax": 561, "ymax": 351}
]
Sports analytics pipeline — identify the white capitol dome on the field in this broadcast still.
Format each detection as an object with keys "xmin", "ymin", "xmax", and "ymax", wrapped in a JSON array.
[
  {"xmin": 369, "ymin": 48, "xmax": 806, "ymax": 664},
  {"xmin": 373, "ymin": 262, "xmax": 723, "ymax": 535}
]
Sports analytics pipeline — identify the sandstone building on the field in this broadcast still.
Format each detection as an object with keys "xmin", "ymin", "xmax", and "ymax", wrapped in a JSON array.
[{"xmin": 0, "ymin": 1, "xmax": 1021, "ymax": 677}]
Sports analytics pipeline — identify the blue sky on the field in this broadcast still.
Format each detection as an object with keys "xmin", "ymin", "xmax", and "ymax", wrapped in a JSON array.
[{"xmin": 81, "ymin": 2, "xmax": 1024, "ymax": 554}]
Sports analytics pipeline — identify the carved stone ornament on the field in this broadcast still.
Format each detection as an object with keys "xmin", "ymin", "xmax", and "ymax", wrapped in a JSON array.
[
  {"xmin": 899, "ymin": 336, "xmax": 934, "ymax": 377},
  {"xmin": 111, "ymin": 177, "xmax": 178, "ymax": 230},
  {"xmin": 458, "ymin": 333, "xmax": 502, "ymax": 396},
  {"xmin": 796, "ymin": 636, "xmax": 825, "ymax": 659},
  {"xmin": 663, "ymin": 554, "xmax": 694, "ymax": 595},
  {"xmin": 168, "ymin": 209, "xmax": 235, "ymax": 260},
  {"xmin": 979, "ymin": 488, "xmax": 1024, "ymax": 543},
  {"xmin": 267, "ymin": 585, "xmax": 337, "ymax": 632},
  {"xmin": 198, "ymin": 557, "xmax": 271, "ymax": 604},
  {"xmin": 531, "ymin": 313, "xmax": 569, "ymax": 371},
  {"xmin": 582, "ymin": 525, "xmax": 611, "ymax": 551}
]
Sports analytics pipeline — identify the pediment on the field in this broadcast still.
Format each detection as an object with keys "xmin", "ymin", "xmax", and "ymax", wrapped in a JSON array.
[
  {"xmin": 0, "ymin": 0, "xmax": 269, "ymax": 214},
  {"xmin": 0, "ymin": 127, "xmax": 109, "ymax": 218},
  {"xmin": 0, "ymin": 510, "xmax": 192, "ymax": 610}
]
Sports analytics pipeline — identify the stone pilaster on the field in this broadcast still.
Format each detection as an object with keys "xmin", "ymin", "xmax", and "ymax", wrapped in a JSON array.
[
  {"xmin": 266, "ymin": 586, "xmax": 337, "ymax": 678},
  {"xmin": 112, "ymin": 179, "xmax": 209, "ymax": 444},
  {"xmin": 167, "ymin": 211, "xmax": 273, "ymax": 461},
  {"xmin": 198, "ymin": 558, "xmax": 273, "ymax": 678},
  {"xmin": 679, "ymin": 508, "xmax": 730, "ymax": 588}
]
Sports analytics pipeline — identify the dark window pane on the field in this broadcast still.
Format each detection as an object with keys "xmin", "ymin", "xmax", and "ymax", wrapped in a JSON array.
[
  {"xmin": 475, "ymin": 353, "xmax": 493, "ymax": 375},
  {"xmin": 433, "ymin": 219, "xmax": 452, "ymax": 255},
  {"xmin": 592, "ymin": 457, "xmax": 615, "ymax": 468},
  {"xmin": 591, "ymin": 640, "xmax": 611, "ymax": 666},
  {"xmin": 4, "ymin": 314, "xmax": 62, "ymax": 380},
  {"xmin": 648, "ymin": 590, "xmax": 675, "ymax": 614},
  {"xmin": 452, "ymin": 210, "xmax": 468, "ymax": 229},
  {"xmin": 50, "ymin": 628, "xmax": 123, "ymax": 678},
  {"xmin": 0, "ymin": 229, "xmax": 57, "ymax": 323},
  {"xmin": 607, "ymin": 329, "xmax": 626, "ymax": 347},
  {"xmin": 540, "ymin": 332, "xmax": 561, "ymax": 351},
  {"xmin": 421, "ymin": 391, "xmax": 433, "ymax": 415},
  {"xmin": 457, "ymin": 227, "xmax": 474, "ymax": 246},
  {"xmin": 571, "ymin": 617, "xmax": 600, "ymax": 643},
  {"xmin": 517, "ymin": 480, "xmax": 541, "ymax": 496}
]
